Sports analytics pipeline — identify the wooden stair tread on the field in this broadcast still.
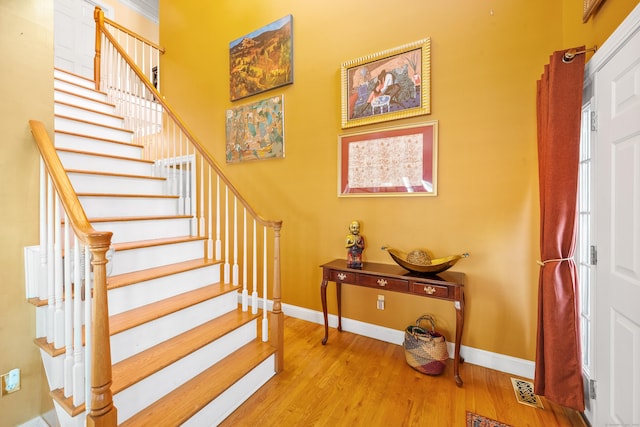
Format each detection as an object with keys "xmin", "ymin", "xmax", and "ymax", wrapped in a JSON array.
[
  {"xmin": 109, "ymin": 282, "xmax": 238, "ymax": 335},
  {"xmin": 112, "ymin": 235, "xmax": 205, "ymax": 252},
  {"xmin": 111, "ymin": 307, "xmax": 261, "ymax": 393},
  {"xmin": 120, "ymin": 340, "xmax": 276, "ymax": 427},
  {"xmin": 107, "ymin": 258, "xmax": 221, "ymax": 290},
  {"xmin": 55, "ymin": 130, "xmax": 145, "ymax": 150},
  {"xmin": 55, "ymin": 113, "xmax": 134, "ymax": 134},
  {"xmin": 56, "ymin": 147, "xmax": 154, "ymax": 165},
  {"xmin": 55, "ymin": 75, "xmax": 107, "ymax": 96},
  {"xmin": 34, "ymin": 337, "xmax": 65, "ymax": 357},
  {"xmin": 76, "ymin": 192, "xmax": 178, "ymax": 199},
  {"xmin": 89, "ymin": 214, "xmax": 192, "ymax": 223},
  {"xmin": 66, "ymin": 169, "xmax": 166, "ymax": 181},
  {"xmin": 55, "ymin": 100, "xmax": 124, "ymax": 120},
  {"xmin": 51, "ymin": 308, "xmax": 263, "ymax": 417}
]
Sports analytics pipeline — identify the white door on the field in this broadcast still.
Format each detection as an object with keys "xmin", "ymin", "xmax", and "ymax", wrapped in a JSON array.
[
  {"xmin": 54, "ymin": 0, "xmax": 111, "ymax": 79},
  {"xmin": 593, "ymin": 13, "xmax": 640, "ymax": 426}
]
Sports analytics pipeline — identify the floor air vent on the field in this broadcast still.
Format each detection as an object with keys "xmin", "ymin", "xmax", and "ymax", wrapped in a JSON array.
[{"xmin": 510, "ymin": 377, "xmax": 544, "ymax": 409}]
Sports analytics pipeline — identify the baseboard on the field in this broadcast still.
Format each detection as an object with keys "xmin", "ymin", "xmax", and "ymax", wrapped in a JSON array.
[{"xmin": 279, "ymin": 302, "xmax": 536, "ymax": 380}]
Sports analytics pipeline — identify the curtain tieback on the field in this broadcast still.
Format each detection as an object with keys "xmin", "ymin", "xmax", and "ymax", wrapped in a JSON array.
[{"xmin": 536, "ymin": 257, "xmax": 573, "ymax": 266}]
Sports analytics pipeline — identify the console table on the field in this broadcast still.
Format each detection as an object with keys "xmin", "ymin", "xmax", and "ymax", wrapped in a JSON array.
[{"xmin": 320, "ymin": 258, "xmax": 466, "ymax": 386}]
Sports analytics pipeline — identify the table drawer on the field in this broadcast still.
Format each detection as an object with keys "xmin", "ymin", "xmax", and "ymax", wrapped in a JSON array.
[
  {"xmin": 328, "ymin": 270, "xmax": 356, "ymax": 283},
  {"xmin": 359, "ymin": 274, "xmax": 408, "ymax": 292},
  {"xmin": 410, "ymin": 282, "xmax": 450, "ymax": 298}
]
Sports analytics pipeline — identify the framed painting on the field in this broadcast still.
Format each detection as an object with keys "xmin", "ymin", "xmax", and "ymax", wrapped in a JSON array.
[
  {"xmin": 338, "ymin": 121, "xmax": 438, "ymax": 197},
  {"xmin": 225, "ymin": 95, "xmax": 284, "ymax": 163},
  {"xmin": 583, "ymin": 0, "xmax": 605, "ymax": 22},
  {"xmin": 229, "ymin": 15, "xmax": 293, "ymax": 101},
  {"xmin": 341, "ymin": 38, "xmax": 431, "ymax": 129}
]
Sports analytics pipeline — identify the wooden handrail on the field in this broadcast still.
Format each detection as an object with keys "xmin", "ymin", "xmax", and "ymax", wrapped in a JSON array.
[
  {"xmin": 94, "ymin": 7, "xmax": 282, "ymax": 231},
  {"xmin": 103, "ymin": 16, "xmax": 165, "ymax": 53},
  {"xmin": 29, "ymin": 120, "xmax": 117, "ymax": 427}
]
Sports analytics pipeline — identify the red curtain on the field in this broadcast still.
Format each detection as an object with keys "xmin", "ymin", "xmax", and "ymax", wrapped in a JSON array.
[{"xmin": 534, "ymin": 49, "xmax": 585, "ymax": 411}]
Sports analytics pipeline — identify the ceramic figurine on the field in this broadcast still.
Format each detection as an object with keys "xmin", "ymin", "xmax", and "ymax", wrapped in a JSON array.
[{"xmin": 345, "ymin": 220, "xmax": 365, "ymax": 268}]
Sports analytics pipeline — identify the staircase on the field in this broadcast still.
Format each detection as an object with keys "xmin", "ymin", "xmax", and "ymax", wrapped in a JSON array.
[{"xmin": 27, "ymin": 68, "xmax": 279, "ymax": 426}]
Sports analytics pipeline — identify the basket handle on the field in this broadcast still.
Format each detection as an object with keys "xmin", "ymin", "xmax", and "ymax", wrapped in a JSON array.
[{"xmin": 416, "ymin": 315, "xmax": 436, "ymax": 332}]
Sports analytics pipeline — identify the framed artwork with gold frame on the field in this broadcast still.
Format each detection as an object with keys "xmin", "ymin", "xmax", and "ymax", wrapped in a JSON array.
[
  {"xmin": 341, "ymin": 38, "xmax": 431, "ymax": 129},
  {"xmin": 583, "ymin": 0, "xmax": 605, "ymax": 22}
]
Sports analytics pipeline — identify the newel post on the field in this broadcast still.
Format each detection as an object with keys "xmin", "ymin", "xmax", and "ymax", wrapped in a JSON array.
[
  {"xmin": 93, "ymin": 7, "xmax": 103, "ymax": 91},
  {"xmin": 86, "ymin": 242, "xmax": 117, "ymax": 427},
  {"xmin": 269, "ymin": 222, "xmax": 284, "ymax": 372}
]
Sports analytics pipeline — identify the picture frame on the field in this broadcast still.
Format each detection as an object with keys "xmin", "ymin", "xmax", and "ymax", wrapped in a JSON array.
[
  {"xmin": 341, "ymin": 38, "xmax": 431, "ymax": 129},
  {"xmin": 225, "ymin": 95, "xmax": 284, "ymax": 163},
  {"xmin": 338, "ymin": 121, "xmax": 438, "ymax": 197},
  {"xmin": 229, "ymin": 15, "xmax": 293, "ymax": 101},
  {"xmin": 583, "ymin": 0, "xmax": 605, "ymax": 22}
]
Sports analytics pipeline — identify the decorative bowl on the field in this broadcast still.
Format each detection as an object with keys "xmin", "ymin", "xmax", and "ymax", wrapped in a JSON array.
[{"xmin": 382, "ymin": 246, "xmax": 469, "ymax": 274}]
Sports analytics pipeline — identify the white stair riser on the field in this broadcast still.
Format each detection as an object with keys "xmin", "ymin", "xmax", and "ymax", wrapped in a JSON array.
[
  {"xmin": 55, "ymin": 116, "xmax": 133, "ymax": 144},
  {"xmin": 53, "ymin": 401, "xmax": 86, "ymax": 427},
  {"xmin": 114, "ymin": 321, "xmax": 258, "ymax": 423},
  {"xmin": 55, "ymin": 90, "xmax": 115, "ymax": 115},
  {"xmin": 55, "ymin": 103, "xmax": 124, "ymax": 128},
  {"xmin": 55, "ymin": 133, "xmax": 143, "ymax": 159},
  {"xmin": 54, "ymin": 79, "xmax": 107, "ymax": 102},
  {"xmin": 58, "ymin": 151, "xmax": 151, "ymax": 176},
  {"xmin": 40, "ymin": 349, "xmax": 65, "ymax": 391},
  {"xmin": 108, "ymin": 265, "xmax": 223, "ymax": 316},
  {"xmin": 186, "ymin": 355, "xmax": 276, "ymax": 427},
  {"xmin": 68, "ymin": 172, "xmax": 165, "ymax": 196},
  {"xmin": 79, "ymin": 195, "xmax": 178, "ymax": 217},
  {"xmin": 90, "ymin": 217, "xmax": 193, "ymax": 244},
  {"xmin": 110, "ymin": 240, "xmax": 204, "ymax": 276},
  {"xmin": 110, "ymin": 292, "xmax": 238, "ymax": 364},
  {"xmin": 54, "ymin": 69, "xmax": 95, "ymax": 90}
]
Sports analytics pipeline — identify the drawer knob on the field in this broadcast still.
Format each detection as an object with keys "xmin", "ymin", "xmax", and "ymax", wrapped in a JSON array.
[
  {"xmin": 377, "ymin": 279, "xmax": 387, "ymax": 287},
  {"xmin": 337, "ymin": 273, "xmax": 347, "ymax": 281},
  {"xmin": 424, "ymin": 286, "xmax": 437, "ymax": 295}
]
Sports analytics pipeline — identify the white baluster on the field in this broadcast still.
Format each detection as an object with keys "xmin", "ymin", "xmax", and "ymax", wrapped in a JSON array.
[
  {"xmin": 232, "ymin": 197, "xmax": 239, "ymax": 286},
  {"xmin": 46, "ymin": 177, "xmax": 54, "ymax": 343},
  {"xmin": 63, "ymin": 213, "xmax": 73, "ymax": 397},
  {"xmin": 242, "ymin": 208, "xmax": 248, "ymax": 311},
  {"xmin": 72, "ymin": 238, "xmax": 84, "ymax": 406},
  {"xmin": 214, "ymin": 173, "xmax": 219, "ymax": 258},
  {"xmin": 53, "ymin": 194, "xmax": 64, "ymax": 349},
  {"xmin": 252, "ymin": 219, "xmax": 258, "ymax": 315},
  {"xmin": 224, "ymin": 186, "xmax": 230, "ymax": 283},
  {"xmin": 262, "ymin": 226, "xmax": 268, "ymax": 341}
]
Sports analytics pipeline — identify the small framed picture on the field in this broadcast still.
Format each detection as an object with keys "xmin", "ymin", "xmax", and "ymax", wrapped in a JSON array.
[
  {"xmin": 338, "ymin": 121, "xmax": 438, "ymax": 197},
  {"xmin": 341, "ymin": 38, "xmax": 431, "ymax": 129},
  {"xmin": 225, "ymin": 95, "xmax": 284, "ymax": 163}
]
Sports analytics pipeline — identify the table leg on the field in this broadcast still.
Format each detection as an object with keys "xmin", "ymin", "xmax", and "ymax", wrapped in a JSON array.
[
  {"xmin": 321, "ymin": 279, "xmax": 329, "ymax": 345},
  {"xmin": 454, "ymin": 292, "xmax": 465, "ymax": 387},
  {"xmin": 336, "ymin": 281, "xmax": 342, "ymax": 332}
]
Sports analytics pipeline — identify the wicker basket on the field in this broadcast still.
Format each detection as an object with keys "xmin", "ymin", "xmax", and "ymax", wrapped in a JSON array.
[{"xmin": 403, "ymin": 315, "xmax": 449, "ymax": 375}]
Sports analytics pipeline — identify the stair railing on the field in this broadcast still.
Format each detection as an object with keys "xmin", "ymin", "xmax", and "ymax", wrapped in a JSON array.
[
  {"xmin": 94, "ymin": 4, "xmax": 285, "ymax": 367},
  {"xmin": 29, "ymin": 120, "xmax": 118, "ymax": 427}
]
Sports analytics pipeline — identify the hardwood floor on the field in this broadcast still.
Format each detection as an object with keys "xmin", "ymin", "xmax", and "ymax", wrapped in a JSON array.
[{"xmin": 220, "ymin": 317, "xmax": 587, "ymax": 427}]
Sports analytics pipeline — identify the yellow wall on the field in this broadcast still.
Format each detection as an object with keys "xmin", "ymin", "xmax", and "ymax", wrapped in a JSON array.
[
  {"xmin": 563, "ymin": 0, "xmax": 639, "ymax": 50},
  {"xmin": 0, "ymin": 0, "xmax": 635, "ymax": 424},
  {"xmin": 0, "ymin": 1, "xmax": 54, "ymax": 425},
  {"xmin": 158, "ymin": 0, "xmax": 638, "ymax": 362}
]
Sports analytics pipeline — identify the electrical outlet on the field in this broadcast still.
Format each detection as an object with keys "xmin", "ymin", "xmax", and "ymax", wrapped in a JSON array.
[
  {"xmin": 1, "ymin": 368, "xmax": 21, "ymax": 396},
  {"xmin": 377, "ymin": 295, "xmax": 385, "ymax": 310}
]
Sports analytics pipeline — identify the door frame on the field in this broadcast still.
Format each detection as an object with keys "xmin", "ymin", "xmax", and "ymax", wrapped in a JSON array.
[{"xmin": 582, "ymin": 3, "xmax": 640, "ymax": 424}]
